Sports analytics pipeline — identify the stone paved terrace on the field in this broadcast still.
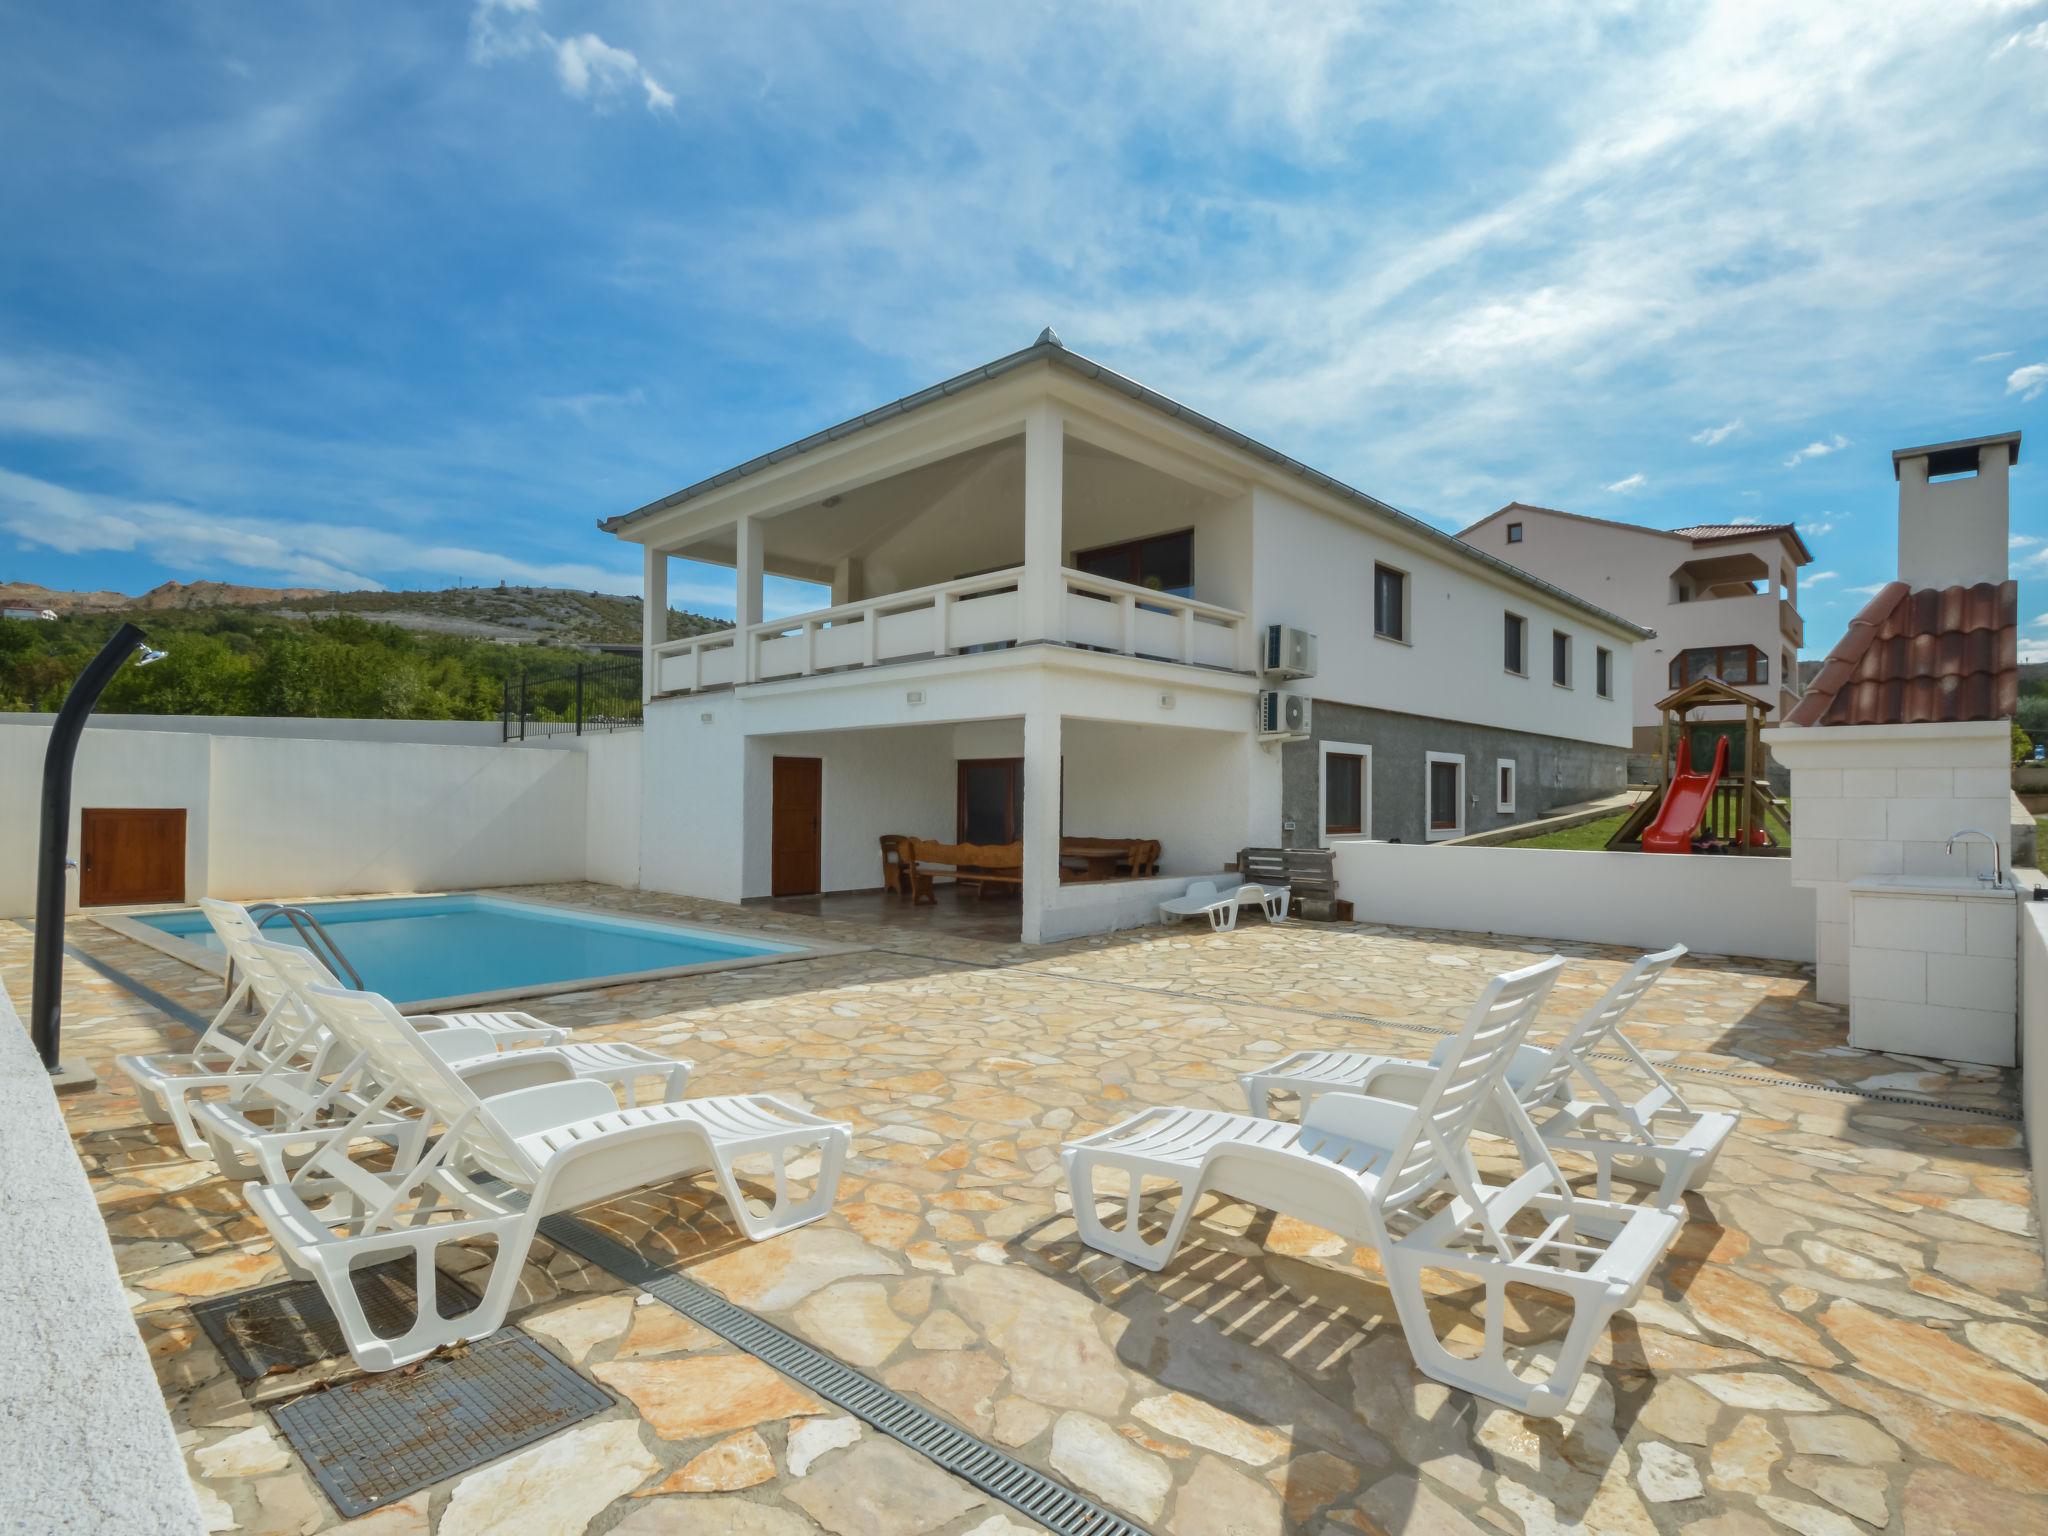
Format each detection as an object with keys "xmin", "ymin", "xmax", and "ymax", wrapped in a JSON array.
[{"xmin": 12, "ymin": 881, "xmax": 2048, "ymax": 1536}]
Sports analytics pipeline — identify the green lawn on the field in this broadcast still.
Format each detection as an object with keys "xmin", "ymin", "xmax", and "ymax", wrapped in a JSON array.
[{"xmin": 1497, "ymin": 811, "xmax": 1629, "ymax": 850}]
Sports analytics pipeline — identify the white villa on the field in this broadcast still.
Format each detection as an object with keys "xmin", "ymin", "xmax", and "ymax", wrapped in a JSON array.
[
  {"xmin": 1458, "ymin": 504, "xmax": 1812, "ymax": 754},
  {"xmin": 607, "ymin": 331, "xmax": 1645, "ymax": 941}
]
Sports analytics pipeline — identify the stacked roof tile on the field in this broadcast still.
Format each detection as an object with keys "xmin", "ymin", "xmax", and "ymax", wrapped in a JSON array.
[{"xmin": 1786, "ymin": 580, "xmax": 2017, "ymax": 727}]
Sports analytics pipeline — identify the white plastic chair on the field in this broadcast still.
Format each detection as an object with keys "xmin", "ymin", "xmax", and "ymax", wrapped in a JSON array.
[
  {"xmin": 1063, "ymin": 956, "xmax": 1680, "ymax": 1417},
  {"xmin": 1243, "ymin": 882, "xmax": 1290, "ymax": 923},
  {"xmin": 1158, "ymin": 880, "xmax": 1244, "ymax": 932},
  {"xmin": 189, "ymin": 939, "xmax": 694, "ymax": 1181},
  {"xmin": 1241, "ymin": 945, "xmax": 1734, "ymax": 1208},
  {"xmin": 119, "ymin": 900, "xmax": 563, "ymax": 1159},
  {"xmin": 242, "ymin": 982, "xmax": 849, "ymax": 1371}
]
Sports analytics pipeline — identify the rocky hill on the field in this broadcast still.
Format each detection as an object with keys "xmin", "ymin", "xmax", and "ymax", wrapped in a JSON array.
[{"xmin": 2, "ymin": 580, "xmax": 722, "ymax": 645}]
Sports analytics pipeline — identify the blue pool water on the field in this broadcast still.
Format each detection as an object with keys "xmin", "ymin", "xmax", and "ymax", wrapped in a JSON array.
[{"xmin": 131, "ymin": 895, "xmax": 801, "ymax": 1004}]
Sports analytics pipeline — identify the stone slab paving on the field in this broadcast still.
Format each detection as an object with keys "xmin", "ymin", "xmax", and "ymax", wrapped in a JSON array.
[{"xmin": 7, "ymin": 884, "xmax": 2046, "ymax": 1536}]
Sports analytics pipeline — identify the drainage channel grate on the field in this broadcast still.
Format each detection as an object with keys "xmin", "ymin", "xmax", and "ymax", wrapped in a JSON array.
[
  {"xmin": 191, "ymin": 1260, "xmax": 481, "ymax": 1381},
  {"xmin": 539, "ymin": 1211, "xmax": 1151, "ymax": 1536},
  {"xmin": 270, "ymin": 1330, "xmax": 611, "ymax": 1519}
]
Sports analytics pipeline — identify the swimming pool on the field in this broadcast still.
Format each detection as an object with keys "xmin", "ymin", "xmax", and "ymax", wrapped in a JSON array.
[{"xmin": 119, "ymin": 894, "xmax": 816, "ymax": 1009}]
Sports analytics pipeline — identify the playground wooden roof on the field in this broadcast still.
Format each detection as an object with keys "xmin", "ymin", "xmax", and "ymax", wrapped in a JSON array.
[
  {"xmin": 1786, "ymin": 579, "xmax": 2017, "ymax": 727},
  {"xmin": 1655, "ymin": 675, "xmax": 1774, "ymax": 717}
]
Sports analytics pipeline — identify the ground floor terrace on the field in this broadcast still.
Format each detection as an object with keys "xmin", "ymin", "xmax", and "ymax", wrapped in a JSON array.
[{"xmin": 18, "ymin": 884, "xmax": 2048, "ymax": 1536}]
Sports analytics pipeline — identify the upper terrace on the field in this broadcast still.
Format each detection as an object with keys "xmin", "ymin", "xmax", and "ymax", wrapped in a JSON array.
[{"xmin": 608, "ymin": 334, "xmax": 1643, "ymax": 704}]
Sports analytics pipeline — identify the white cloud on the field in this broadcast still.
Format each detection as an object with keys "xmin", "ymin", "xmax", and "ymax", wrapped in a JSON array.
[
  {"xmin": 1806, "ymin": 570, "xmax": 1838, "ymax": 583},
  {"xmin": 1604, "ymin": 472, "xmax": 1647, "ymax": 493},
  {"xmin": 2008, "ymin": 362, "xmax": 2048, "ymax": 401},
  {"xmin": 470, "ymin": 1, "xmax": 672, "ymax": 114},
  {"xmin": 1785, "ymin": 433, "xmax": 1850, "ymax": 467},
  {"xmin": 0, "ymin": 466, "xmax": 646, "ymax": 596},
  {"xmin": 1995, "ymin": 20, "xmax": 2048, "ymax": 55},
  {"xmin": 1801, "ymin": 515, "xmax": 1838, "ymax": 535},
  {"xmin": 1691, "ymin": 418, "xmax": 1743, "ymax": 445},
  {"xmin": 1845, "ymin": 582, "xmax": 1890, "ymax": 597},
  {"xmin": 1976, "ymin": 350, "xmax": 2016, "ymax": 362},
  {"xmin": 2030, "ymin": 612, "xmax": 2048, "ymax": 628},
  {"xmin": 2012, "ymin": 533, "xmax": 2041, "ymax": 548}
]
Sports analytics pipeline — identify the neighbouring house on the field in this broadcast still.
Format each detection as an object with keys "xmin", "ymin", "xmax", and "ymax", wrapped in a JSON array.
[
  {"xmin": 1457, "ymin": 504, "xmax": 1811, "ymax": 755},
  {"xmin": 2, "ymin": 605, "xmax": 57, "ymax": 622},
  {"xmin": 1764, "ymin": 431, "xmax": 2021, "ymax": 1061},
  {"xmin": 604, "ymin": 330, "xmax": 1646, "ymax": 942}
]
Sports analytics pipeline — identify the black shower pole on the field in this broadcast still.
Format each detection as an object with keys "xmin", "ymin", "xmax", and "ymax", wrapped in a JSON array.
[{"xmin": 29, "ymin": 621, "xmax": 151, "ymax": 1071}]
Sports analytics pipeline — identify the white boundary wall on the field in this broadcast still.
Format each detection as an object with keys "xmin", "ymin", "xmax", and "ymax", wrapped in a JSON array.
[
  {"xmin": 2019, "ymin": 900, "xmax": 2048, "ymax": 1245},
  {"xmin": 1329, "ymin": 840, "xmax": 1817, "ymax": 962},
  {"xmin": 0, "ymin": 977, "xmax": 204, "ymax": 1534},
  {"xmin": 0, "ymin": 722, "xmax": 636, "ymax": 916},
  {"xmin": 0, "ymin": 711, "xmax": 505, "ymax": 745}
]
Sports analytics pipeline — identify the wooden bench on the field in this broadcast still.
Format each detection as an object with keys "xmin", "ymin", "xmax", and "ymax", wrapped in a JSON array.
[{"xmin": 905, "ymin": 840, "xmax": 1024, "ymax": 904}]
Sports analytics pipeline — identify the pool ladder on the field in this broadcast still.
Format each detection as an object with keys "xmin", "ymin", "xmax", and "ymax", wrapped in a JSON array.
[{"xmin": 236, "ymin": 902, "xmax": 366, "ymax": 991}]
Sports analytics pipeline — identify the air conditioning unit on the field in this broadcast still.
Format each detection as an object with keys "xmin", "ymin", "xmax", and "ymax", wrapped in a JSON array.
[
  {"xmin": 1257, "ymin": 690, "xmax": 1311, "ymax": 739},
  {"xmin": 1261, "ymin": 624, "xmax": 1318, "ymax": 680}
]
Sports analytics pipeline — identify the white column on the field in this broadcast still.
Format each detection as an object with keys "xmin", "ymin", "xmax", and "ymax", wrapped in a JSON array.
[
  {"xmin": 1018, "ymin": 405, "xmax": 1065, "ymax": 644},
  {"xmin": 1020, "ymin": 705, "xmax": 1063, "ymax": 944},
  {"xmin": 734, "ymin": 515, "xmax": 764, "ymax": 680},
  {"xmin": 831, "ymin": 555, "xmax": 859, "ymax": 606},
  {"xmin": 642, "ymin": 546, "xmax": 668, "ymax": 702}
]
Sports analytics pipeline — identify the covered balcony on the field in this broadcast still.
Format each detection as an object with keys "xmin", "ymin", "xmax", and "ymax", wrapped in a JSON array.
[{"xmin": 634, "ymin": 406, "xmax": 1255, "ymax": 698}]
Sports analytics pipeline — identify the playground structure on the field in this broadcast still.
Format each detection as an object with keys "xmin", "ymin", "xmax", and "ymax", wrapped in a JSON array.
[{"xmin": 1609, "ymin": 676, "xmax": 1788, "ymax": 854}]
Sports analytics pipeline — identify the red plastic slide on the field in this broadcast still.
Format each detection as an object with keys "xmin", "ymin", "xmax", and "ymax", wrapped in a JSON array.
[{"xmin": 1641, "ymin": 734, "xmax": 1729, "ymax": 854}]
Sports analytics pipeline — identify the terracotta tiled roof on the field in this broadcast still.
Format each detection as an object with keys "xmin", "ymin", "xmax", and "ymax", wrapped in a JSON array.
[{"xmin": 1786, "ymin": 579, "xmax": 2018, "ymax": 727}]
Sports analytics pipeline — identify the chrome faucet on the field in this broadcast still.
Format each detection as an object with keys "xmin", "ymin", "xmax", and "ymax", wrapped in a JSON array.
[{"xmin": 1946, "ymin": 829, "xmax": 2004, "ymax": 888}]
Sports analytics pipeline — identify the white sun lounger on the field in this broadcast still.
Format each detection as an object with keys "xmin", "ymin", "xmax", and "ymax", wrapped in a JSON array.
[
  {"xmin": 241, "ymin": 982, "xmax": 849, "ymax": 1371},
  {"xmin": 118, "ymin": 900, "xmax": 563, "ymax": 1159},
  {"xmin": 1064, "ymin": 956, "xmax": 1679, "ymax": 1416},
  {"xmin": 1159, "ymin": 880, "xmax": 1250, "ymax": 932},
  {"xmin": 1240, "ymin": 944, "xmax": 1735, "ymax": 1208},
  {"xmin": 189, "ymin": 939, "xmax": 694, "ymax": 1180}
]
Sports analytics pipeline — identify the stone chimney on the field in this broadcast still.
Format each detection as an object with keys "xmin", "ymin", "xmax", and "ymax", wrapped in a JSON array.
[{"xmin": 1893, "ymin": 431, "xmax": 2021, "ymax": 590}]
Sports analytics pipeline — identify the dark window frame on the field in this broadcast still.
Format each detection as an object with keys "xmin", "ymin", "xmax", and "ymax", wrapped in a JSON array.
[
  {"xmin": 1596, "ymin": 646, "xmax": 1613, "ymax": 698},
  {"xmin": 1504, "ymin": 612, "xmax": 1528, "ymax": 675},
  {"xmin": 1324, "ymin": 751, "xmax": 1365, "ymax": 836},
  {"xmin": 1552, "ymin": 629, "xmax": 1572, "ymax": 688},
  {"xmin": 1667, "ymin": 644, "xmax": 1769, "ymax": 689},
  {"xmin": 1506, "ymin": 522, "xmax": 1523, "ymax": 544},
  {"xmin": 1072, "ymin": 527, "xmax": 1196, "ymax": 597},
  {"xmin": 1373, "ymin": 562, "xmax": 1408, "ymax": 642}
]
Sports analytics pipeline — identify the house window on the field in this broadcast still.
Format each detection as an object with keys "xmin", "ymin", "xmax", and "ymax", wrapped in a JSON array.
[
  {"xmin": 1504, "ymin": 613, "xmax": 1527, "ymax": 675},
  {"xmin": 1507, "ymin": 522, "xmax": 1523, "ymax": 544},
  {"xmin": 1073, "ymin": 529, "xmax": 1194, "ymax": 597},
  {"xmin": 1373, "ymin": 563, "xmax": 1407, "ymax": 642},
  {"xmin": 1596, "ymin": 647, "xmax": 1613, "ymax": 699},
  {"xmin": 1426, "ymin": 752, "xmax": 1465, "ymax": 840},
  {"xmin": 1321, "ymin": 743, "xmax": 1371, "ymax": 841},
  {"xmin": 1496, "ymin": 758, "xmax": 1517, "ymax": 813},
  {"xmin": 1552, "ymin": 630, "xmax": 1572, "ymax": 688},
  {"xmin": 1667, "ymin": 645, "xmax": 1768, "ymax": 688}
]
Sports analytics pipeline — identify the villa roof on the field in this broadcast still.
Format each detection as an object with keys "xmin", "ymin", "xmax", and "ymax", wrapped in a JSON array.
[
  {"xmin": 602, "ymin": 332, "xmax": 1653, "ymax": 639},
  {"xmin": 1785, "ymin": 579, "xmax": 2018, "ymax": 727},
  {"xmin": 1461, "ymin": 504, "xmax": 1813, "ymax": 563}
]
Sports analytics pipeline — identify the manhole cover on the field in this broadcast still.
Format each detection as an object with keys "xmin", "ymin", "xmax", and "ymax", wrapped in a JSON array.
[
  {"xmin": 270, "ymin": 1330, "xmax": 612, "ymax": 1518},
  {"xmin": 190, "ymin": 1259, "xmax": 479, "ymax": 1381}
]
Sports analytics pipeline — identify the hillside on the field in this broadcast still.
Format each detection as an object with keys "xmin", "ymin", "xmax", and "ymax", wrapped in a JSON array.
[{"xmin": 1, "ymin": 580, "xmax": 724, "ymax": 645}]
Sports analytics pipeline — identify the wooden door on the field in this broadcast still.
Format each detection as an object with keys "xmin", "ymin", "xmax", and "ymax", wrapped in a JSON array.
[
  {"xmin": 79, "ymin": 808, "xmax": 186, "ymax": 906},
  {"xmin": 771, "ymin": 757, "xmax": 823, "ymax": 897}
]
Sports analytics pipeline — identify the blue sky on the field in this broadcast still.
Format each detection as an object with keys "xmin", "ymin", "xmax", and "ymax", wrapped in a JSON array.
[{"xmin": 3, "ymin": 2, "xmax": 2047, "ymax": 655}]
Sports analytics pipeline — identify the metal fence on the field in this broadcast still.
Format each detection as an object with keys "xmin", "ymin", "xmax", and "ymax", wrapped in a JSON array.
[{"xmin": 502, "ymin": 654, "xmax": 643, "ymax": 741}]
